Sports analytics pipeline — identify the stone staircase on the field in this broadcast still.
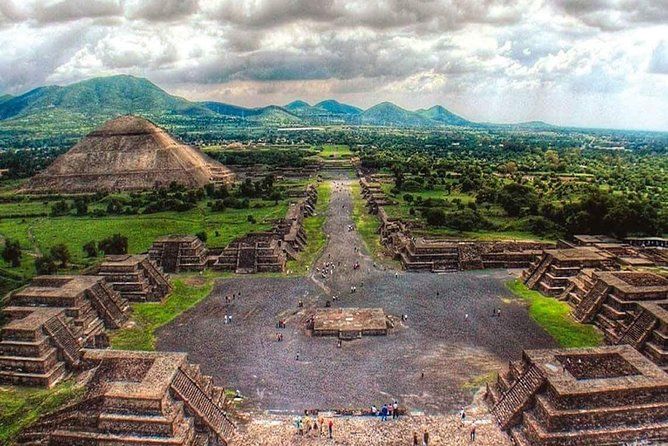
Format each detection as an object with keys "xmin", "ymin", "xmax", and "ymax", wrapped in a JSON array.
[
  {"xmin": 617, "ymin": 309, "xmax": 657, "ymax": 349},
  {"xmin": 86, "ymin": 282, "xmax": 129, "ymax": 329},
  {"xmin": 236, "ymin": 245, "xmax": 257, "ymax": 274},
  {"xmin": 170, "ymin": 367, "xmax": 235, "ymax": 444},
  {"xmin": 492, "ymin": 365, "xmax": 545, "ymax": 430},
  {"xmin": 572, "ymin": 281, "xmax": 610, "ymax": 323},
  {"xmin": 42, "ymin": 316, "xmax": 82, "ymax": 367},
  {"xmin": 524, "ymin": 256, "xmax": 551, "ymax": 289}
]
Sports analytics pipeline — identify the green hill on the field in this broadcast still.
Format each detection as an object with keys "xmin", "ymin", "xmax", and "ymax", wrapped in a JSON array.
[
  {"xmin": 416, "ymin": 105, "xmax": 470, "ymax": 126},
  {"xmin": 360, "ymin": 102, "xmax": 433, "ymax": 127}
]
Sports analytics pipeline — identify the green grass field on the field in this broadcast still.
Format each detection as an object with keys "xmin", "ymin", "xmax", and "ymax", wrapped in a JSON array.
[
  {"xmin": 319, "ymin": 144, "xmax": 353, "ymax": 159},
  {"xmin": 109, "ymin": 271, "xmax": 226, "ymax": 351},
  {"xmin": 287, "ymin": 181, "xmax": 332, "ymax": 275},
  {"xmin": 505, "ymin": 279, "xmax": 603, "ymax": 348},
  {"xmin": 0, "ymin": 380, "xmax": 83, "ymax": 444}
]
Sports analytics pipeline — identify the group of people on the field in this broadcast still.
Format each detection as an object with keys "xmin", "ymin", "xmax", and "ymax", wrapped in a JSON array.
[
  {"xmin": 294, "ymin": 414, "xmax": 334, "ymax": 439},
  {"xmin": 370, "ymin": 401, "xmax": 400, "ymax": 421}
]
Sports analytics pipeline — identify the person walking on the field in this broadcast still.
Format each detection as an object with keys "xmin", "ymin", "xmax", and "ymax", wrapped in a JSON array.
[
  {"xmin": 328, "ymin": 419, "xmax": 333, "ymax": 439},
  {"xmin": 392, "ymin": 401, "xmax": 399, "ymax": 419},
  {"xmin": 413, "ymin": 432, "xmax": 419, "ymax": 446},
  {"xmin": 423, "ymin": 431, "xmax": 430, "ymax": 446},
  {"xmin": 470, "ymin": 425, "xmax": 476, "ymax": 442},
  {"xmin": 380, "ymin": 404, "xmax": 388, "ymax": 421}
]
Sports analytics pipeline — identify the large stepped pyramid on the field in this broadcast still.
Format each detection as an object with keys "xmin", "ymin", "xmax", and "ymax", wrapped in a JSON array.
[
  {"xmin": 22, "ymin": 115, "xmax": 235, "ymax": 194},
  {"xmin": 486, "ymin": 346, "xmax": 668, "ymax": 446},
  {"xmin": 18, "ymin": 349, "xmax": 236, "ymax": 446}
]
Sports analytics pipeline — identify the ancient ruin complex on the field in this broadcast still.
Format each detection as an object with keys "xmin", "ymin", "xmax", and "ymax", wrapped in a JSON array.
[
  {"xmin": 0, "ymin": 275, "xmax": 129, "ymax": 387},
  {"xmin": 22, "ymin": 115, "xmax": 235, "ymax": 194},
  {"xmin": 149, "ymin": 186, "xmax": 318, "ymax": 274},
  {"xmin": 95, "ymin": 254, "xmax": 172, "ymax": 302},
  {"xmin": 17, "ymin": 349, "xmax": 235, "ymax": 446},
  {"xmin": 309, "ymin": 308, "xmax": 392, "ymax": 339},
  {"xmin": 486, "ymin": 345, "xmax": 668, "ymax": 445},
  {"xmin": 359, "ymin": 175, "xmax": 552, "ymax": 272}
]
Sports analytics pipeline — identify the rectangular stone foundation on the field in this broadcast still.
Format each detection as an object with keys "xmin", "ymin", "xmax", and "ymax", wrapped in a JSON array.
[{"xmin": 312, "ymin": 308, "xmax": 389, "ymax": 338}]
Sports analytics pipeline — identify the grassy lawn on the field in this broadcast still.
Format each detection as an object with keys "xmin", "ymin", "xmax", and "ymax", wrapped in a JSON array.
[
  {"xmin": 319, "ymin": 144, "xmax": 352, "ymax": 159},
  {"xmin": 287, "ymin": 181, "xmax": 332, "ymax": 275},
  {"xmin": 506, "ymin": 279, "xmax": 603, "ymax": 348},
  {"xmin": 109, "ymin": 271, "xmax": 227, "ymax": 351},
  {"xmin": 0, "ymin": 380, "xmax": 83, "ymax": 444}
]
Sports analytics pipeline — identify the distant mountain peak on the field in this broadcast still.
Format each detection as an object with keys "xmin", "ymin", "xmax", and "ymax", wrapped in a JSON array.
[{"xmin": 284, "ymin": 100, "xmax": 311, "ymax": 110}]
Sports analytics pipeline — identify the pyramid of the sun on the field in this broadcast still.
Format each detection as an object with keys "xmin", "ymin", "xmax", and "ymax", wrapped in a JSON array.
[{"xmin": 22, "ymin": 115, "xmax": 235, "ymax": 193}]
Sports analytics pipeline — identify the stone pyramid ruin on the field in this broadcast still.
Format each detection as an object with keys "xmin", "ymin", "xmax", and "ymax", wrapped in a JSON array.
[{"xmin": 22, "ymin": 115, "xmax": 235, "ymax": 193}]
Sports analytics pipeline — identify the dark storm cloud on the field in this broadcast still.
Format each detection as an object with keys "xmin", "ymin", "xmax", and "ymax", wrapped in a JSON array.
[
  {"xmin": 33, "ymin": 0, "xmax": 123, "ymax": 23},
  {"xmin": 552, "ymin": 0, "xmax": 668, "ymax": 30},
  {"xmin": 124, "ymin": 0, "xmax": 200, "ymax": 22},
  {"xmin": 204, "ymin": 0, "xmax": 527, "ymax": 31}
]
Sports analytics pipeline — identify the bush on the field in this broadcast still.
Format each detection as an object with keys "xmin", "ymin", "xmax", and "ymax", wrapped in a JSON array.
[
  {"xmin": 423, "ymin": 208, "xmax": 447, "ymax": 226},
  {"xmin": 196, "ymin": 231, "xmax": 208, "ymax": 243},
  {"xmin": 50, "ymin": 200, "xmax": 70, "ymax": 216},
  {"xmin": 50, "ymin": 244, "xmax": 70, "ymax": 267},
  {"xmin": 35, "ymin": 255, "xmax": 58, "ymax": 275},
  {"xmin": 1, "ymin": 239, "xmax": 21, "ymax": 267},
  {"xmin": 83, "ymin": 241, "xmax": 98, "ymax": 258},
  {"xmin": 99, "ymin": 234, "xmax": 128, "ymax": 255}
]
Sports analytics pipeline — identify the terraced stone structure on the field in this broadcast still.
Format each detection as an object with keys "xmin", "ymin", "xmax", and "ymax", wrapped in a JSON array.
[
  {"xmin": 400, "ymin": 238, "xmax": 550, "ymax": 272},
  {"xmin": 309, "ymin": 308, "xmax": 391, "ymax": 339},
  {"xmin": 22, "ymin": 115, "xmax": 235, "ymax": 194},
  {"xmin": 149, "ymin": 235, "xmax": 208, "ymax": 273},
  {"xmin": 0, "ymin": 275, "xmax": 130, "ymax": 387},
  {"xmin": 18, "ymin": 349, "xmax": 236, "ymax": 446},
  {"xmin": 522, "ymin": 247, "xmax": 617, "ymax": 296},
  {"xmin": 212, "ymin": 232, "xmax": 286, "ymax": 274},
  {"xmin": 96, "ymin": 254, "xmax": 172, "ymax": 302},
  {"xmin": 486, "ymin": 345, "xmax": 668, "ymax": 445}
]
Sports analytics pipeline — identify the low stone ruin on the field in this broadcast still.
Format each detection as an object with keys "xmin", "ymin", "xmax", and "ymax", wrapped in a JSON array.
[
  {"xmin": 17, "ymin": 349, "xmax": 235, "ymax": 446},
  {"xmin": 149, "ymin": 235, "xmax": 209, "ymax": 273},
  {"xmin": 486, "ymin": 345, "xmax": 668, "ymax": 445},
  {"xmin": 148, "ymin": 185, "xmax": 318, "ymax": 274},
  {"xmin": 308, "ymin": 308, "xmax": 392, "ymax": 339},
  {"xmin": 94, "ymin": 254, "xmax": 172, "ymax": 302},
  {"xmin": 211, "ymin": 232, "xmax": 286, "ymax": 274},
  {"xmin": 0, "ymin": 275, "xmax": 130, "ymax": 387},
  {"xmin": 359, "ymin": 176, "xmax": 553, "ymax": 272},
  {"xmin": 523, "ymin": 247, "xmax": 617, "ymax": 296}
]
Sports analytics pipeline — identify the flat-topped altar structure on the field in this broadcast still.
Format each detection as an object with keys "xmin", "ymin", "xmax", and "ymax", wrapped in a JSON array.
[{"xmin": 311, "ymin": 308, "xmax": 390, "ymax": 339}]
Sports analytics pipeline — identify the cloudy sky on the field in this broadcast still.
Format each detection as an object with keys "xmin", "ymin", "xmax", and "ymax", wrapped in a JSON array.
[{"xmin": 0, "ymin": 0, "xmax": 667, "ymax": 131}]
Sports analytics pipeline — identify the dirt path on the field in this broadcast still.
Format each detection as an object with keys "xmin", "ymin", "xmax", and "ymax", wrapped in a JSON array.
[{"xmin": 157, "ymin": 178, "xmax": 556, "ymax": 414}]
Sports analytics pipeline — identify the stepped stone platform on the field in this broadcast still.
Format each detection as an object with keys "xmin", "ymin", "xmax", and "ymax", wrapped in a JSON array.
[
  {"xmin": 522, "ymin": 247, "xmax": 617, "ymax": 296},
  {"xmin": 211, "ymin": 232, "xmax": 286, "ymax": 274},
  {"xmin": 96, "ymin": 254, "xmax": 172, "ymax": 302},
  {"xmin": 0, "ymin": 275, "xmax": 130, "ymax": 387},
  {"xmin": 486, "ymin": 345, "xmax": 668, "ymax": 446},
  {"xmin": 149, "ymin": 185, "xmax": 318, "ymax": 275},
  {"xmin": 18, "ymin": 349, "xmax": 235, "ymax": 446},
  {"xmin": 21, "ymin": 115, "xmax": 234, "ymax": 194},
  {"xmin": 309, "ymin": 308, "xmax": 391, "ymax": 339},
  {"xmin": 149, "ymin": 235, "xmax": 208, "ymax": 273}
]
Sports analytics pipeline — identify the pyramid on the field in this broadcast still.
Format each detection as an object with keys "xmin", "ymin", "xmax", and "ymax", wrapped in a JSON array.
[{"xmin": 22, "ymin": 115, "xmax": 235, "ymax": 193}]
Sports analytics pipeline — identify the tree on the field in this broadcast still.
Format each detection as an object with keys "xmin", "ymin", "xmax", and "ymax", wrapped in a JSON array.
[
  {"xmin": 35, "ymin": 254, "xmax": 58, "ymax": 275},
  {"xmin": 51, "ymin": 200, "xmax": 70, "ymax": 216},
  {"xmin": 196, "ymin": 231, "xmax": 208, "ymax": 243},
  {"xmin": 50, "ymin": 244, "xmax": 71, "ymax": 268},
  {"xmin": 1, "ymin": 238, "xmax": 21, "ymax": 267},
  {"xmin": 74, "ymin": 198, "xmax": 88, "ymax": 216},
  {"xmin": 99, "ymin": 234, "xmax": 128, "ymax": 255},
  {"xmin": 83, "ymin": 241, "xmax": 98, "ymax": 258},
  {"xmin": 423, "ymin": 208, "xmax": 447, "ymax": 226}
]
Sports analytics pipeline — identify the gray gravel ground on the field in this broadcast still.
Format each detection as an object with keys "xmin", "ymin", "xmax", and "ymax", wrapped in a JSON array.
[{"xmin": 156, "ymin": 178, "xmax": 556, "ymax": 414}]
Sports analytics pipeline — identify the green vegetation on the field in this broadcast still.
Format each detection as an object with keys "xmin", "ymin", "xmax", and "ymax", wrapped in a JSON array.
[
  {"xmin": 110, "ymin": 272, "xmax": 223, "ymax": 351},
  {"xmin": 0, "ymin": 380, "xmax": 83, "ymax": 444},
  {"xmin": 319, "ymin": 144, "xmax": 353, "ymax": 159},
  {"xmin": 287, "ymin": 181, "xmax": 332, "ymax": 274},
  {"xmin": 505, "ymin": 279, "xmax": 603, "ymax": 348}
]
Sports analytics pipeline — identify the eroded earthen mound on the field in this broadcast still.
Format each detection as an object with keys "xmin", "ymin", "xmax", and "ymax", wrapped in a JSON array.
[{"xmin": 22, "ymin": 115, "xmax": 234, "ymax": 193}]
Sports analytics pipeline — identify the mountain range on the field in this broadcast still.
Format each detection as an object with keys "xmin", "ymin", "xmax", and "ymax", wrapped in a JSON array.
[{"xmin": 0, "ymin": 75, "xmax": 556, "ymax": 130}]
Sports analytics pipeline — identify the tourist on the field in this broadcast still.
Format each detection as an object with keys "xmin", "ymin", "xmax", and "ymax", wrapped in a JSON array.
[
  {"xmin": 328, "ymin": 419, "xmax": 333, "ymax": 439},
  {"xmin": 318, "ymin": 415, "xmax": 325, "ymax": 436},
  {"xmin": 423, "ymin": 431, "xmax": 430, "ymax": 446},
  {"xmin": 296, "ymin": 352, "xmax": 300, "ymax": 361},
  {"xmin": 392, "ymin": 400, "xmax": 399, "ymax": 419},
  {"xmin": 413, "ymin": 431, "xmax": 419, "ymax": 446},
  {"xmin": 470, "ymin": 425, "xmax": 476, "ymax": 442},
  {"xmin": 380, "ymin": 404, "xmax": 388, "ymax": 421},
  {"xmin": 371, "ymin": 405, "xmax": 378, "ymax": 416},
  {"xmin": 461, "ymin": 409, "xmax": 466, "ymax": 424},
  {"xmin": 295, "ymin": 416, "xmax": 303, "ymax": 435},
  {"xmin": 303, "ymin": 415, "xmax": 312, "ymax": 434},
  {"xmin": 387, "ymin": 403, "xmax": 393, "ymax": 419}
]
